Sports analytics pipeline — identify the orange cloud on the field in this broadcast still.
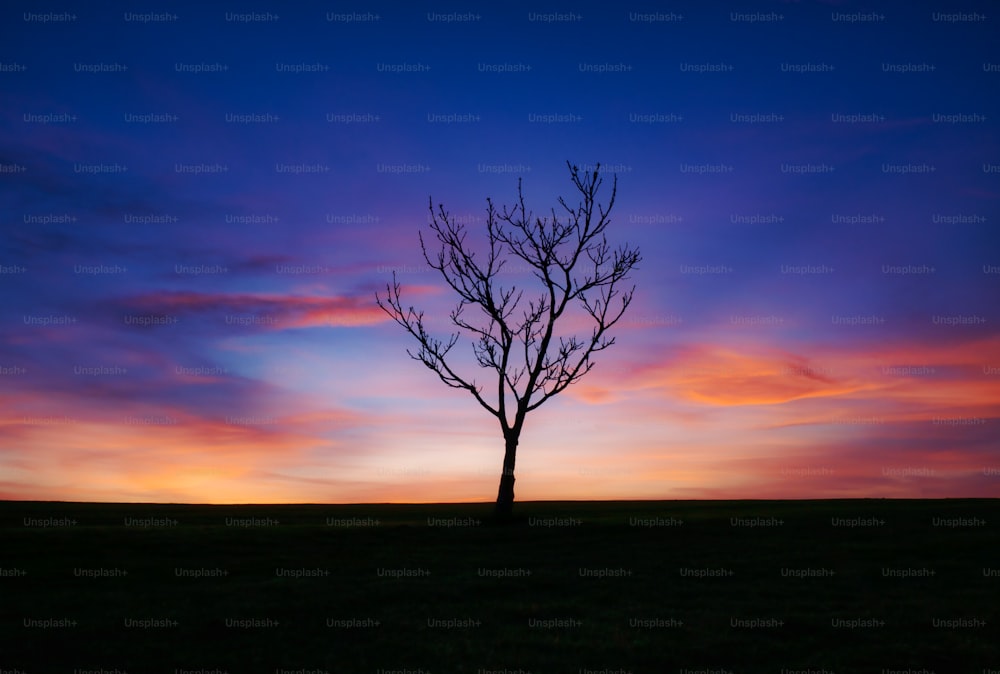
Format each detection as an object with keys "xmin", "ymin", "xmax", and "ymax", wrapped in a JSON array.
[
  {"xmin": 661, "ymin": 346, "xmax": 866, "ymax": 406},
  {"xmin": 565, "ymin": 343, "xmax": 868, "ymax": 407},
  {"xmin": 569, "ymin": 334, "xmax": 1000, "ymax": 413},
  {"xmin": 0, "ymin": 392, "xmax": 379, "ymax": 503}
]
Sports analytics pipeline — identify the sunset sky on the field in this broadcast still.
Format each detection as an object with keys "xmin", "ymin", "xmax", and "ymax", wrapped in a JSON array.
[{"xmin": 1, "ymin": 0, "xmax": 998, "ymax": 503}]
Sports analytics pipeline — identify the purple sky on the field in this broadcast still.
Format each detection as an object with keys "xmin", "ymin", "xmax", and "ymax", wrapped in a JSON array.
[{"xmin": 1, "ymin": 0, "xmax": 998, "ymax": 503}]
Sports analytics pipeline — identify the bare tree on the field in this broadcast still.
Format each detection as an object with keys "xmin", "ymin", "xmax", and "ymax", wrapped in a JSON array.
[{"xmin": 376, "ymin": 162, "xmax": 641, "ymax": 518}]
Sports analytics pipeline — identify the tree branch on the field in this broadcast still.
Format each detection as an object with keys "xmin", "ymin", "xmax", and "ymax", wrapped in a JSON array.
[{"xmin": 374, "ymin": 161, "xmax": 642, "ymax": 430}]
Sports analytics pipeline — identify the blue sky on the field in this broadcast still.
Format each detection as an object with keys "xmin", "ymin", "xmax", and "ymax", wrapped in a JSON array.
[{"xmin": 1, "ymin": 0, "xmax": 998, "ymax": 503}]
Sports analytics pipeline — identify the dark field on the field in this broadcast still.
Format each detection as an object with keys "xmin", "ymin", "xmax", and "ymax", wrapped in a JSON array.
[{"xmin": 1, "ymin": 499, "xmax": 998, "ymax": 673}]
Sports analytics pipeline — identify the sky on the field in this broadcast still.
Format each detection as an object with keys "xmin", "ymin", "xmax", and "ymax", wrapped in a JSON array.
[{"xmin": 0, "ymin": 0, "xmax": 998, "ymax": 504}]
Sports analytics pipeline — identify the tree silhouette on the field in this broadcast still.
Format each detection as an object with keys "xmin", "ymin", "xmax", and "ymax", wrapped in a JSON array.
[{"xmin": 376, "ymin": 162, "xmax": 642, "ymax": 518}]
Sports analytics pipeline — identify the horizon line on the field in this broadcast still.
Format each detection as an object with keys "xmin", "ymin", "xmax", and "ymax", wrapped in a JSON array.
[{"xmin": 2, "ymin": 496, "xmax": 996, "ymax": 506}]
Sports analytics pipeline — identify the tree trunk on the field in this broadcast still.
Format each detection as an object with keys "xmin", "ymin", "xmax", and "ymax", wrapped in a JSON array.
[{"xmin": 494, "ymin": 433, "xmax": 518, "ymax": 519}]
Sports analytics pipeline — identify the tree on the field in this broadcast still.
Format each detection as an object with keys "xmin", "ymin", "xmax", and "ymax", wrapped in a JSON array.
[{"xmin": 375, "ymin": 162, "xmax": 642, "ymax": 518}]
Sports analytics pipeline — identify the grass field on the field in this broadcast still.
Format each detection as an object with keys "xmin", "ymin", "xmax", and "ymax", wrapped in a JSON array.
[{"xmin": 1, "ymin": 498, "xmax": 998, "ymax": 672}]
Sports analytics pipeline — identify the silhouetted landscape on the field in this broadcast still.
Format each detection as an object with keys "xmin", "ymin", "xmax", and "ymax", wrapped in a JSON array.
[
  {"xmin": 3, "ymin": 1, "xmax": 998, "ymax": 671},
  {"xmin": 3, "ymin": 498, "xmax": 998, "ymax": 670}
]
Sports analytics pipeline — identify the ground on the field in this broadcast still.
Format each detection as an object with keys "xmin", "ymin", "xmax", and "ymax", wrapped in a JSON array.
[{"xmin": 1, "ymin": 499, "xmax": 997, "ymax": 671}]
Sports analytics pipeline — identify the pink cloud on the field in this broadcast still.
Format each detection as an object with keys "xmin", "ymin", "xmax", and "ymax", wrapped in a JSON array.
[{"xmin": 120, "ymin": 289, "xmax": 389, "ymax": 330}]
